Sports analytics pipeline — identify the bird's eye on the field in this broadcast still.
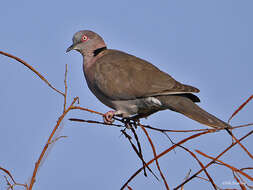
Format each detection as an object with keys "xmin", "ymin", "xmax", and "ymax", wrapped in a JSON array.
[{"xmin": 81, "ymin": 35, "xmax": 88, "ymax": 42}]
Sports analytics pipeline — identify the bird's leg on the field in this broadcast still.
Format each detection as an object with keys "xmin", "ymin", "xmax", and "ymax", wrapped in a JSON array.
[{"xmin": 103, "ymin": 110, "xmax": 115, "ymax": 124}]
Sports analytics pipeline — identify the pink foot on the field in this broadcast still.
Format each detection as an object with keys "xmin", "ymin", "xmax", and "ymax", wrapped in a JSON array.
[{"xmin": 103, "ymin": 111, "xmax": 115, "ymax": 124}]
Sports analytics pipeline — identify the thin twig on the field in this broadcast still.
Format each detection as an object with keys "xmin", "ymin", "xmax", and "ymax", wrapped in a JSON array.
[
  {"xmin": 120, "ymin": 130, "xmax": 211, "ymax": 190},
  {"xmin": 231, "ymin": 123, "xmax": 253, "ymax": 130},
  {"xmin": 232, "ymin": 171, "xmax": 247, "ymax": 190},
  {"xmin": 195, "ymin": 176, "xmax": 223, "ymax": 190},
  {"xmin": 178, "ymin": 145, "xmax": 217, "ymax": 190},
  {"xmin": 140, "ymin": 124, "xmax": 169, "ymax": 190},
  {"xmin": 130, "ymin": 126, "xmax": 147, "ymax": 177},
  {"xmin": 0, "ymin": 167, "xmax": 16, "ymax": 184},
  {"xmin": 28, "ymin": 97, "xmax": 79, "ymax": 190},
  {"xmin": 143, "ymin": 123, "xmax": 253, "ymax": 133},
  {"xmin": 142, "ymin": 124, "xmax": 211, "ymax": 133},
  {"xmin": 121, "ymin": 130, "xmax": 159, "ymax": 181},
  {"xmin": 236, "ymin": 171, "xmax": 253, "ymax": 189},
  {"xmin": 228, "ymin": 94, "xmax": 253, "ymax": 123},
  {"xmin": 0, "ymin": 51, "xmax": 64, "ymax": 96},
  {"xmin": 195, "ymin": 150, "xmax": 253, "ymax": 181},
  {"xmin": 180, "ymin": 169, "xmax": 191, "ymax": 190},
  {"xmin": 240, "ymin": 167, "xmax": 253, "ymax": 171},
  {"xmin": 4, "ymin": 176, "xmax": 13, "ymax": 190},
  {"xmin": 50, "ymin": 136, "xmax": 68, "ymax": 144},
  {"xmin": 174, "ymin": 130, "xmax": 253, "ymax": 190},
  {"xmin": 225, "ymin": 128, "xmax": 253, "ymax": 160},
  {"xmin": 69, "ymin": 118, "xmax": 124, "ymax": 128},
  {"xmin": 63, "ymin": 64, "xmax": 68, "ymax": 112},
  {"xmin": 3, "ymin": 175, "xmax": 28, "ymax": 190},
  {"xmin": 70, "ymin": 106, "xmax": 104, "ymax": 116}
]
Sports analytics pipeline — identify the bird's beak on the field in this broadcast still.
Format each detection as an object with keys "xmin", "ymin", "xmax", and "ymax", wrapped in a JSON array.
[{"xmin": 66, "ymin": 44, "xmax": 75, "ymax": 53}]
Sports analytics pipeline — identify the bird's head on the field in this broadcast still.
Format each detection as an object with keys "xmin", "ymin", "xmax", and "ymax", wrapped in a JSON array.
[{"xmin": 66, "ymin": 30, "xmax": 106, "ymax": 56}]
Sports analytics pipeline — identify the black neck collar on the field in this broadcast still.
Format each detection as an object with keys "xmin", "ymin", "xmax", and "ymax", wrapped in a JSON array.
[{"xmin": 93, "ymin": 46, "xmax": 107, "ymax": 57}]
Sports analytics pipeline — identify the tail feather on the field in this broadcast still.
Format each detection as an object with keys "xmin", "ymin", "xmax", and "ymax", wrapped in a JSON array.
[{"xmin": 157, "ymin": 95, "xmax": 230, "ymax": 129}]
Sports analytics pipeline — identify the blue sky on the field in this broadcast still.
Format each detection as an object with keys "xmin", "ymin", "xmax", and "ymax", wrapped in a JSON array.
[{"xmin": 1, "ymin": 0, "xmax": 252, "ymax": 189}]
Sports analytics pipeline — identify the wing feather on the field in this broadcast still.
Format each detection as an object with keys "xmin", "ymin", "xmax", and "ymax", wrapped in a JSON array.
[{"xmin": 93, "ymin": 50, "xmax": 199, "ymax": 100}]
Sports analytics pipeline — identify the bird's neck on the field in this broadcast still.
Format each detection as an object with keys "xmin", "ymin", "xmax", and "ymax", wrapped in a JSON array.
[
  {"xmin": 83, "ymin": 47, "xmax": 107, "ymax": 81},
  {"xmin": 83, "ymin": 46, "xmax": 107, "ymax": 69},
  {"xmin": 93, "ymin": 46, "xmax": 107, "ymax": 56}
]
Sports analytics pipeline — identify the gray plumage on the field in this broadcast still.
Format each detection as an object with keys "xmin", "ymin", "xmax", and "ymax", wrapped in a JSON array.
[{"xmin": 67, "ymin": 30, "xmax": 230, "ymax": 129}]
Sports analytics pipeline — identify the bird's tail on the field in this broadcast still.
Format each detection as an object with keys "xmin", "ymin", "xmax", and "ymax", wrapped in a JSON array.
[{"xmin": 157, "ymin": 95, "xmax": 230, "ymax": 129}]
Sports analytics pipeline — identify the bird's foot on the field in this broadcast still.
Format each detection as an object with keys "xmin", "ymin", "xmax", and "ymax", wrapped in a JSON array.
[
  {"xmin": 121, "ymin": 117, "xmax": 140, "ymax": 129},
  {"xmin": 103, "ymin": 110, "xmax": 115, "ymax": 124}
]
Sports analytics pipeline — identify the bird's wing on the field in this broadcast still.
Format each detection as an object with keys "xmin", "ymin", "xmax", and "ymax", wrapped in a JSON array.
[{"xmin": 92, "ymin": 50, "xmax": 199, "ymax": 100}]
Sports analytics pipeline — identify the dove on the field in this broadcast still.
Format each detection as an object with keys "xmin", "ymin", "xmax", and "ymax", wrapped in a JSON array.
[{"xmin": 66, "ymin": 30, "xmax": 230, "ymax": 129}]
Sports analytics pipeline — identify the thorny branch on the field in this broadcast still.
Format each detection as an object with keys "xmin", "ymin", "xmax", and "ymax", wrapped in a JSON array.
[{"xmin": 1, "ymin": 50, "xmax": 253, "ymax": 190}]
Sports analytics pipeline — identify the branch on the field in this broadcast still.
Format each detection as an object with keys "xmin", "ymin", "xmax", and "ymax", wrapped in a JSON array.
[
  {"xmin": 63, "ymin": 64, "xmax": 68, "ymax": 111},
  {"xmin": 121, "ymin": 129, "xmax": 159, "ymax": 181},
  {"xmin": 120, "ymin": 130, "xmax": 212, "ymax": 189},
  {"xmin": 140, "ymin": 124, "xmax": 169, "ymax": 190},
  {"xmin": 228, "ymin": 94, "xmax": 253, "ymax": 123},
  {"xmin": 177, "ymin": 145, "xmax": 217, "ymax": 190},
  {"xmin": 174, "ymin": 130, "xmax": 253, "ymax": 189},
  {"xmin": 0, "ymin": 51, "xmax": 64, "ymax": 96},
  {"xmin": 195, "ymin": 150, "xmax": 253, "ymax": 181},
  {"xmin": 28, "ymin": 97, "xmax": 79, "ymax": 190}
]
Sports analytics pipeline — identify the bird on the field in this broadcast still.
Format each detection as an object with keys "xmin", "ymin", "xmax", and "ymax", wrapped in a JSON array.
[{"xmin": 66, "ymin": 30, "xmax": 230, "ymax": 129}]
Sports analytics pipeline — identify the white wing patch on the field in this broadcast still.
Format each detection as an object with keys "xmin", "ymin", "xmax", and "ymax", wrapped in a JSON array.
[{"xmin": 146, "ymin": 97, "xmax": 162, "ymax": 106}]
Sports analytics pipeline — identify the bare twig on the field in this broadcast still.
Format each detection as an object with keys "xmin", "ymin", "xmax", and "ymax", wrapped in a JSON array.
[
  {"xmin": 180, "ymin": 169, "xmax": 191, "ymax": 190},
  {"xmin": 236, "ymin": 170, "xmax": 253, "ymax": 189},
  {"xmin": 142, "ymin": 124, "xmax": 211, "ymax": 133},
  {"xmin": 130, "ymin": 126, "xmax": 148, "ymax": 177},
  {"xmin": 121, "ymin": 130, "xmax": 159, "ymax": 181},
  {"xmin": 28, "ymin": 97, "xmax": 79, "ymax": 190},
  {"xmin": 140, "ymin": 124, "xmax": 169, "ymax": 190},
  {"xmin": 4, "ymin": 176, "xmax": 13, "ymax": 190},
  {"xmin": 0, "ymin": 51, "xmax": 64, "ymax": 96},
  {"xmin": 178, "ymin": 145, "xmax": 217, "ymax": 190},
  {"xmin": 225, "ymin": 128, "xmax": 253, "ymax": 160},
  {"xmin": 69, "ymin": 118, "xmax": 124, "ymax": 128},
  {"xmin": 195, "ymin": 150, "xmax": 253, "ymax": 181},
  {"xmin": 0, "ymin": 167, "xmax": 16, "ymax": 184},
  {"xmin": 232, "ymin": 171, "xmax": 247, "ymax": 190},
  {"xmin": 174, "ymin": 130, "xmax": 253, "ymax": 190},
  {"xmin": 120, "ymin": 130, "xmax": 211, "ymax": 190},
  {"xmin": 228, "ymin": 94, "xmax": 253, "ymax": 123},
  {"xmin": 240, "ymin": 167, "xmax": 253, "ymax": 171},
  {"xmin": 50, "ymin": 136, "xmax": 68, "ymax": 144},
  {"xmin": 231, "ymin": 123, "xmax": 253, "ymax": 130},
  {"xmin": 2, "ymin": 174, "xmax": 28, "ymax": 190},
  {"xmin": 63, "ymin": 64, "xmax": 68, "ymax": 112},
  {"xmin": 143, "ymin": 123, "xmax": 253, "ymax": 133},
  {"xmin": 70, "ymin": 106, "xmax": 104, "ymax": 116}
]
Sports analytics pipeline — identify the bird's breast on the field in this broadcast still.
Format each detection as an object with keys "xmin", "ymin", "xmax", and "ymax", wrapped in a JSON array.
[{"xmin": 83, "ymin": 62, "xmax": 116, "ymax": 109}]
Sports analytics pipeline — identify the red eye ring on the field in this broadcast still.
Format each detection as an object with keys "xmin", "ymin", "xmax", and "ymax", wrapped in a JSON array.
[{"xmin": 81, "ymin": 35, "xmax": 88, "ymax": 42}]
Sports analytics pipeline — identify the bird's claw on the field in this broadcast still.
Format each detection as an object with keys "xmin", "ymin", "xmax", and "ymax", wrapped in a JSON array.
[{"xmin": 103, "ymin": 111, "xmax": 115, "ymax": 124}]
